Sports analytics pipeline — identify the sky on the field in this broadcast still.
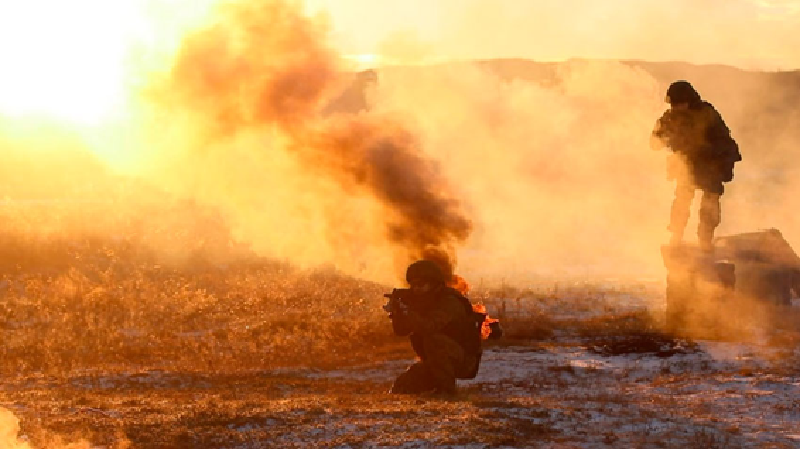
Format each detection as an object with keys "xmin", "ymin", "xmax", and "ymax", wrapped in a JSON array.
[
  {"xmin": 0, "ymin": 0, "xmax": 797, "ymax": 125},
  {"xmin": 1, "ymin": 0, "xmax": 799, "ymax": 282},
  {"xmin": 305, "ymin": 0, "xmax": 800, "ymax": 70}
]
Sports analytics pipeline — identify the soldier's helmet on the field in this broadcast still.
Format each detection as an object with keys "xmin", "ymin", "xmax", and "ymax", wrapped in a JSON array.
[
  {"xmin": 357, "ymin": 69, "xmax": 378, "ymax": 84},
  {"xmin": 406, "ymin": 259, "xmax": 445, "ymax": 285},
  {"xmin": 666, "ymin": 80, "xmax": 701, "ymax": 106}
]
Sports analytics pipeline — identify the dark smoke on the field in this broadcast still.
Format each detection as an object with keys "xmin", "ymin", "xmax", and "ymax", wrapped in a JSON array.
[
  {"xmin": 303, "ymin": 117, "xmax": 472, "ymax": 278},
  {"xmin": 156, "ymin": 0, "xmax": 471, "ymax": 278}
]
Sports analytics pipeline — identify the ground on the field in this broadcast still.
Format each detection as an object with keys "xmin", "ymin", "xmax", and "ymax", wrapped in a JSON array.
[{"xmin": 2, "ymin": 270, "xmax": 799, "ymax": 449}]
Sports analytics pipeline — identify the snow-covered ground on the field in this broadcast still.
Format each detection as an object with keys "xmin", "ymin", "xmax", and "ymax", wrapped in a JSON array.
[
  {"xmin": 286, "ymin": 289, "xmax": 800, "ymax": 448},
  {"xmin": 2, "ymin": 289, "xmax": 799, "ymax": 448},
  {"xmin": 299, "ymin": 339, "xmax": 800, "ymax": 448}
]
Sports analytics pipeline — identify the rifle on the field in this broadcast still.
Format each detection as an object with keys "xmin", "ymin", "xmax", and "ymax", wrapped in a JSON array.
[
  {"xmin": 384, "ymin": 287, "xmax": 430, "ymax": 336},
  {"xmin": 382, "ymin": 288, "xmax": 416, "ymax": 314}
]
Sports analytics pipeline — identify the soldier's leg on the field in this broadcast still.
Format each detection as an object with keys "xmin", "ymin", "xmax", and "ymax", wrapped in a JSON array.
[
  {"xmin": 669, "ymin": 184, "xmax": 695, "ymax": 245},
  {"xmin": 698, "ymin": 191, "xmax": 721, "ymax": 251},
  {"xmin": 420, "ymin": 334, "xmax": 464, "ymax": 395},
  {"xmin": 390, "ymin": 361, "xmax": 436, "ymax": 394}
]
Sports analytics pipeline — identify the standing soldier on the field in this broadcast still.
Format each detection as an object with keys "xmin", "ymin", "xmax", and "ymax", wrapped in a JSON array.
[
  {"xmin": 322, "ymin": 69, "xmax": 378, "ymax": 115},
  {"xmin": 651, "ymin": 80, "xmax": 741, "ymax": 252}
]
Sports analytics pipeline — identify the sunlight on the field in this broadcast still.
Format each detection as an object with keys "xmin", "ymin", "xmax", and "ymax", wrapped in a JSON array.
[
  {"xmin": 343, "ymin": 53, "xmax": 382, "ymax": 70},
  {"xmin": 0, "ymin": 0, "xmax": 217, "ymax": 128},
  {"xmin": 0, "ymin": 1, "xmax": 139, "ymax": 125},
  {"xmin": 0, "ymin": 0, "xmax": 222, "ymax": 170}
]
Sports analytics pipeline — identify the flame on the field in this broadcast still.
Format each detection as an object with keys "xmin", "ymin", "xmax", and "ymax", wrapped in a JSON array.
[{"xmin": 472, "ymin": 303, "xmax": 500, "ymax": 340}]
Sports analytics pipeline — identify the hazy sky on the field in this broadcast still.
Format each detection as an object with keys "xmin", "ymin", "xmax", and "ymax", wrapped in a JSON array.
[
  {"xmin": 0, "ymin": 0, "xmax": 796, "ymax": 126},
  {"xmin": 306, "ymin": 0, "xmax": 800, "ymax": 70}
]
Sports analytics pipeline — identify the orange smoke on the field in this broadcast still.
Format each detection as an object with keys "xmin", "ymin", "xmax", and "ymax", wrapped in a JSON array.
[
  {"xmin": 155, "ymin": 0, "xmax": 471, "ymax": 275},
  {"xmin": 163, "ymin": 0, "xmax": 337, "ymax": 133}
]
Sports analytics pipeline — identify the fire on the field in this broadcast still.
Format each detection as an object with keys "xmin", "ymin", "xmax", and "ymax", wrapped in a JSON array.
[{"xmin": 472, "ymin": 303, "xmax": 501, "ymax": 340}]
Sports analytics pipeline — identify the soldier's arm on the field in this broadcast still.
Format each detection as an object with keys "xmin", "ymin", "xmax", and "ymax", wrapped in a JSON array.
[
  {"xmin": 650, "ymin": 112, "xmax": 671, "ymax": 151},
  {"xmin": 705, "ymin": 107, "xmax": 729, "ymax": 141},
  {"xmin": 390, "ymin": 311, "xmax": 413, "ymax": 336},
  {"xmin": 704, "ymin": 106, "xmax": 741, "ymax": 161},
  {"xmin": 705, "ymin": 103, "xmax": 742, "ymax": 163},
  {"xmin": 650, "ymin": 132, "xmax": 667, "ymax": 151},
  {"xmin": 403, "ymin": 295, "xmax": 464, "ymax": 335}
]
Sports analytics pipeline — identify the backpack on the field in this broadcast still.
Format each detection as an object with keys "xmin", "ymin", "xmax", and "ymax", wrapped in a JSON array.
[
  {"xmin": 446, "ymin": 288, "xmax": 486, "ymax": 379},
  {"xmin": 718, "ymin": 139, "xmax": 741, "ymax": 182}
]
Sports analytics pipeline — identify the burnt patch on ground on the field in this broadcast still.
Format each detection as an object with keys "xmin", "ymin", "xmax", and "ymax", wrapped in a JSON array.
[{"xmin": 588, "ymin": 331, "xmax": 701, "ymax": 357}]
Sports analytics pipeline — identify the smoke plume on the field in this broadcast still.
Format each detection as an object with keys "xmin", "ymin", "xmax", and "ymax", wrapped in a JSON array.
[
  {"xmin": 127, "ymin": 0, "xmax": 800, "ymax": 285},
  {"xmin": 367, "ymin": 58, "xmax": 800, "ymax": 285},
  {"xmin": 142, "ymin": 0, "xmax": 471, "ymax": 280},
  {"xmin": 5, "ymin": 0, "xmax": 795, "ymax": 287}
]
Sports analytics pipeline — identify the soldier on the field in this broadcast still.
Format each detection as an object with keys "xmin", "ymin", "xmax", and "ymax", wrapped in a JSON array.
[
  {"xmin": 651, "ymin": 80, "xmax": 741, "ymax": 252},
  {"xmin": 385, "ymin": 260, "xmax": 482, "ymax": 396},
  {"xmin": 322, "ymin": 69, "xmax": 378, "ymax": 115}
]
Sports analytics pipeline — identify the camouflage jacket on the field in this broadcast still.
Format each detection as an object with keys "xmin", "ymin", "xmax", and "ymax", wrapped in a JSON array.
[
  {"xmin": 390, "ymin": 288, "xmax": 472, "ymax": 357},
  {"xmin": 652, "ymin": 101, "xmax": 741, "ymax": 176}
]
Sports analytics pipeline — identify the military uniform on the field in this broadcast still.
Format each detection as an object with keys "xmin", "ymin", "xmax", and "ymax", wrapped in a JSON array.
[
  {"xmin": 388, "ymin": 261, "xmax": 481, "ymax": 395},
  {"xmin": 651, "ymin": 81, "xmax": 741, "ymax": 249}
]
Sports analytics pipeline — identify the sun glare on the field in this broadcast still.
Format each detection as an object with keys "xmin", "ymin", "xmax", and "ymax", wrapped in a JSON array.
[
  {"xmin": 344, "ymin": 53, "xmax": 381, "ymax": 70},
  {"xmin": 0, "ymin": 0, "xmax": 217, "ymax": 129},
  {"xmin": 0, "ymin": 1, "xmax": 137, "ymax": 126},
  {"xmin": 0, "ymin": 0, "xmax": 222, "ymax": 169}
]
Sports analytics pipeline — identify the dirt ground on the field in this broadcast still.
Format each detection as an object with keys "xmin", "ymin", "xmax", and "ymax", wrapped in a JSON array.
[
  {"xmin": 3, "ymin": 341, "xmax": 800, "ymax": 448},
  {"xmin": 3, "ymin": 319, "xmax": 800, "ymax": 448},
  {"xmin": 1, "ymin": 259, "xmax": 799, "ymax": 448}
]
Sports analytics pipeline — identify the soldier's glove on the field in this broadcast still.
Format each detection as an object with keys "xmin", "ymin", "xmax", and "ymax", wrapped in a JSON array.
[
  {"xmin": 382, "ymin": 296, "xmax": 409, "ymax": 316},
  {"xmin": 394, "ymin": 299, "xmax": 409, "ymax": 315}
]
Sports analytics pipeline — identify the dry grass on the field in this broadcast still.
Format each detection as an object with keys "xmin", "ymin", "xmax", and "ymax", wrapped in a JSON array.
[
  {"xmin": 0, "ymin": 227, "xmax": 417, "ymax": 447},
  {"xmin": 0, "ymin": 194, "xmax": 413, "ymax": 377},
  {"xmin": 0, "ymin": 259, "xmax": 400, "ymax": 376},
  {"xmin": 1, "ymin": 204, "xmax": 798, "ymax": 448}
]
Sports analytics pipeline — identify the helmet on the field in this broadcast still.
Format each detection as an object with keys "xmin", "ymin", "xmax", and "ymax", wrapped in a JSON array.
[
  {"xmin": 406, "ymin": 259, "xmax": 445, "ymax": 285},
  {"xmin": 357, "ymin": 69, "xmax": 378, "ymax": 84},
  {"xmin": 666, "ymin": 80, "xmax": 701, "ymax": 106}
]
